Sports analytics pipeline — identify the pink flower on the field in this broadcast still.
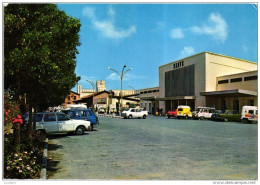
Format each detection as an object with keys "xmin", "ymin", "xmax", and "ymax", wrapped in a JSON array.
[
  {"xmin": 19, "ymin": 170, "xmax": 22, "ymax": 173},
  {"xmin": 18, "ymin": 158, "xmax": 22, "ymax": 161},
  {"xmin": 6, "ymin": 166, "xmax": 10, "ymax": 170},
  {"xmin": 14, "ymin": 153, "xmax": 18, "ymax": 157},
  {"xmin": 24, "ymin": 151, "xmax": 28, "ymax": 154},
  {"xmin": 26, "ymin": 167, "xmax": 31, "ymax": 170}
]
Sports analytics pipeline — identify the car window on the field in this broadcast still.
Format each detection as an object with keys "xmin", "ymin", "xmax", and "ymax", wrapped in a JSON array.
[
  {"xmin": 136, "ymin": 109, "xmax": 141, "ymax": 112},
  {"xmin": 248, "ymin": 110, "xmax": 254, "ymax": 114},
  {"xmin": 44, "ymin": 114, "xmax": 56, "ymax": 122},
  {"xmin": 256, "ymin": 110, "xmax": 258, "ymax": 115},
  {"xmin": 130, "ymin": 109, "xmax": 135, "ymax": 112},
  {"xmin": 33, "ymin": 114, "xmax": 43, "ymax": 122},
  {"xmin": 209, "ymin": 110, "xmax": 213, "ymax": 113},
  {"xmin": 57, "ymin": 113, "xmax": 70, "ymax": 121},
  {"xmin": 80, "ymin": 110, "xmax": 92, "ymax": 117},
  {"xmin": 178, "ymin": 108, "xmax": 183, "ymax": 111},
  {"xmin": 71, "ymin": 111, "xmax": 80, "ymax": 117}
]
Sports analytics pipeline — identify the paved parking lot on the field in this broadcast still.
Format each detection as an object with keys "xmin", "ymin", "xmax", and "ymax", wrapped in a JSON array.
[{"xmin": 47, "ymin": 116, "xmax": 257, "ymax": 180}]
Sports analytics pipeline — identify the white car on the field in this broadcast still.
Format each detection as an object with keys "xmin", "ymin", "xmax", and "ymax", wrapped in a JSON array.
[
  {"xmin": 197, "ymin": 107, "xmax": 215, "ymax": 120},
  {"xmin": 122, "ymin": 108, "xmax": 148, "ymax": 119},
  {"xmin": 25, "ymin": 112, "xmax": 91, "ymax": 135}
]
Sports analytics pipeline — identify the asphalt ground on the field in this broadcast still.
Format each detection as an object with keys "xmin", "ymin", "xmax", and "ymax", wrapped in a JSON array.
[{"xmin": 47, "ymin": 116, "xmax": 258, "ymax": 180}]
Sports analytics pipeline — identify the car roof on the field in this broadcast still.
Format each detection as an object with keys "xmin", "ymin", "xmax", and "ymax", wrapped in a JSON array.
[{"xmin": 68, "ymin": 108, "xmax": 92, "ymax": 111}]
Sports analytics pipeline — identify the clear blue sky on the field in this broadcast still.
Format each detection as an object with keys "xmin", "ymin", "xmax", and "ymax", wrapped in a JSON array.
[{"xmin": 57, "ymin": 3, "xmax": 257, "ymax": 92}]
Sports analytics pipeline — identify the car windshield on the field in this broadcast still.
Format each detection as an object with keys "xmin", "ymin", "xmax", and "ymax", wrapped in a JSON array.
[{"xmin": 123, "ymin": 108, "xmax": 130, "ymax": 111}]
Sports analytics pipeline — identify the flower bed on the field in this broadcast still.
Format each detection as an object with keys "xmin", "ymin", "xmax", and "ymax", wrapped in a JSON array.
[{"xmin": 4, "ymin": 93, "xmax": 45, "ymax": 179}]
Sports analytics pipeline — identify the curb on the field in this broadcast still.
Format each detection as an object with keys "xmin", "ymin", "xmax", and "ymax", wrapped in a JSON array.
[
  {"xmin": 40, "ymin": 138, "xmax": 48, "ymax": 180},
  {"xmin": 98, "ymin": 114, "xmax": 122, "ymax": 119}
]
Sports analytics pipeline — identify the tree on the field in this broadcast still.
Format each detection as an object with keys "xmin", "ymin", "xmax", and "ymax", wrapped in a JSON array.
[{"xmin": 4, "ymin": 4, "xmax": 81, "ymax": 139}]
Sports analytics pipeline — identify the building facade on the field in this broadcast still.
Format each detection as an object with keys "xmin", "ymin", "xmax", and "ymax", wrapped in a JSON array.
[
  {"xmin": 158, "ymin": 52, "xmax": 257, "ymax": 114},
  {"xmin": 63, "ymin": 91, "xmax": 80, "ymax": 106},
  {"xmin": 96, "ymin": 80, "xmax": 106, "ymax": 92},
  {"xmin": 138, "ymin": 87, "xmax": 159, "ymax": 114}
]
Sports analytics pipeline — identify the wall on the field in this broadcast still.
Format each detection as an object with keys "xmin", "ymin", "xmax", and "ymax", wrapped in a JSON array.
[
  {"xmin": 217, "ymin": 71, "xmax": 257, "ymax": 91},
  {"xmin": 205, "ymin": 52, "xmax": 257, "ymax": 92}
]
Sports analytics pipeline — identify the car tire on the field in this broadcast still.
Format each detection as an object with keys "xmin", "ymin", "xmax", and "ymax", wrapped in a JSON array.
[
  {"xmin": 185, "ymin": 115, "xmax": 189, "ymax": 119},
  {"xmin": 167, "ymin": 116, "xmax": 170, "ymax": 119},
  {"xmin": 224, "ymin": 117, "xmax": 229, "ymax": 122},
  {"xmin": 200, "ymin": 116, "xmax": 205, "ymax": 120},
  {"xmin": 75, "ymin": 126, "xmax": 85, "ymax": 135},
  {"xmin": 128, "ymin": 115, "xmax": 132, "ymax": 119},
  {"xmin": 91, "ymin": 123, "xmax": 94, "ymax": 131},
  {"xmin": 143, "ymin": 115, "xmax": 146, "ymax": 119}
]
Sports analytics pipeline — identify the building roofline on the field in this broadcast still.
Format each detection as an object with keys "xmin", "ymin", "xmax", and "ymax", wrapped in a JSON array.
[
  {"xmin": 159, "ymin": 51, "xmax": 257, "ymax": 68},
  {"xmin": 138, "ymin": 86, "xmax": 159, "ymax": 91},
  {"xmin": 217, "ymin": 70, "xmax": 258, "ymax": 78},
  {"xmin": 70, "ymin": 90, "xmax": 80, "ymax": 95}
]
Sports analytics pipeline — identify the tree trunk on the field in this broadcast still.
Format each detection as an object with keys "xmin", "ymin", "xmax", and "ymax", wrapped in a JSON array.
[
  {"xmin": 33, "ymin": 107, "xmax": 36, "ymax": 131},
  {"xmin": 27, "ymin": 105, "xmax": 33, "ymax": 142},
  {"xmin": 14, "ymin": 122, "xmax": 20, "ymax": 151}
]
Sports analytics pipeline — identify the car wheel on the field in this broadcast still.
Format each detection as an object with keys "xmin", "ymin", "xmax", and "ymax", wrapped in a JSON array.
[
  {"xmin": 75, "ymin": 126, "xmax": 85, "ymax": 135},
  {"xmin": 167, "ymin": 116, "xmax": 170, "ymax": 118},
  {"xmin": 200, "ymin": 116, "xmax": 205, "ymax": 120},
  {"xmin": 128, "ymin": 115, "xmax": 132, "ymax": 119},
  {"xmin": 143, "ymin": 115, "xmax": 146, "ymax": 119},
  {"xmin": 224, "ymin": 117, "xmax": 229, "ymax": 122},
  {"xmin": 91, "ymin": 123, "xmax": 94, "ymax": 131}
]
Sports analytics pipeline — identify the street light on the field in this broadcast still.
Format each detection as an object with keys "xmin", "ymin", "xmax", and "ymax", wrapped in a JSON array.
[
  {"xmin": 108, "ymin": 65, "xmax": 132, "ymax": 114},
  {"xmin": 86, "ymin": 80, "xmax": 95, "ymax": 110}
]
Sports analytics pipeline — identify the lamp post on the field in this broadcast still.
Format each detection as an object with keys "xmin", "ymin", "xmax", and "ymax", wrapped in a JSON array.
[
  {"xmin": 86, "ymin": 80, "xmax": 95, "ymax": 110},
  {"xmin": 108, "ymin": 65, "xmax": 132, "ymax": 114}
]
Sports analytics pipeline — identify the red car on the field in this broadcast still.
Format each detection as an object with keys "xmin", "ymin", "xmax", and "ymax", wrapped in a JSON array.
[{"xmin": 166, "ymin": 109, "xmax": 177, "ymax": 118}]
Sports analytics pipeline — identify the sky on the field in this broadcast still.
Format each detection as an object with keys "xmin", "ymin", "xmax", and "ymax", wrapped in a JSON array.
[{"xmin": 56, "ymin": 3, "xmax": 258, "ymax": 92}]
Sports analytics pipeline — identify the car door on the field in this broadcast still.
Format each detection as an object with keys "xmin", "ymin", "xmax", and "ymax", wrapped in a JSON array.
[
  {"xmin": 130, "ymin": 109, "xmax": 136, "ymax": 118},
  {"xmin": 43, "ymin": 113, "xmax": 58, "ymax": 133},
  {"xmin": 83, "ymin": 110, "xmax": 96, "ymax": 124},
  {"xmin": 57, "ymin": 113, "xmax": 74, "ymax": 132}
]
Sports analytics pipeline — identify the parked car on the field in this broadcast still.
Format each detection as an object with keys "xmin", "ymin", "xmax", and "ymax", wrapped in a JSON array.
[
  {"xmin": 176, "ymin": 105, "xmax": 192, "ymax": 119},
  {"xmin": 121, "ymin": 108, "xmax": 148, "ymax": 119},
  {"xmin": 166, "ymin": 109, "xmax": 177, "ymax": 118},
  {"xmin": 192, "ymin": 107, "xmax": 210, "ymax": 119},
  {"xmin": 197, "ymin": 107, "xmax": 215, "ymax": 120},
  {"xmin": 62, "ymin": 108, "xmax": 99, "ymax": 130},
  {"xmin": 211, "ymin": 110, "xmax": 223, "ymax": 120},
  {"xmin": 215, "ymin": 110, "xmax": 241, "ymax": 122},
  {"xmin": 241, "ymin": 106, "xmax": 258, "ymax": 123},
  {"xmin": 24, "ymin": 112, "xmax": 91, "ymax": 135}
]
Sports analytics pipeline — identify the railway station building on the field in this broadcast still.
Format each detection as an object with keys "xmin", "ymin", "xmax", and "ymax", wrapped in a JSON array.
[{"xmin": 158, "ymin": 52, "xmax": 257, "ymax": 114}]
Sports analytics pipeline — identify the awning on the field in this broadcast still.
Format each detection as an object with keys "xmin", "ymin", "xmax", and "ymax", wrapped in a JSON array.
[
  {"xmin": 200, "ymin": 89, "xmax": 257, "ymax": 97},
  {"xmin": 156, "ymin": 96, "xmax": 196, "ymax": 101}
]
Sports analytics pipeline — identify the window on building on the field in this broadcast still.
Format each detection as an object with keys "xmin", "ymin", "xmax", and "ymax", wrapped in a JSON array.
[
  {"xmin": 230, "ymin": 77, "xmax": 242, "ymax": 83},
  {"xmin": 182, "ymin": 61, "xmax": 184, "ymax": 66},
  {"xmin": 218, "ymin": 79, "xmax": 229, "ymax": 84},
  {"xmin": 244, "ymin": 75, "xmax": 257, "ymax": 81},
  {"xmin": 74, "ymin": 96, "xmax": 77, "ymax": 100},
  {"xmin": 68, "ymin": 96, "xmax": 70, "ymax": 100}
]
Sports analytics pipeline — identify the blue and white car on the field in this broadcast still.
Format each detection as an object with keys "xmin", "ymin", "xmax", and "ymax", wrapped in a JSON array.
[{"xmin": 62, "ymin": 108, "xmax": 99, "ymax": 130}]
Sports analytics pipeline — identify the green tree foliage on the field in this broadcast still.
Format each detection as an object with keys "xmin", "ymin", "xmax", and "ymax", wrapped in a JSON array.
[
  {"xmin": 4, "ymin": 4, "xmax": 81, "ymax": 139},
  {"xmin": 4, "ymin": 4, "xmax": 81, "ymax": 109}
]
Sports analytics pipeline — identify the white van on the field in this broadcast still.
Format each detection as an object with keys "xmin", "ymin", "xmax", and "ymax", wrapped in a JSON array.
[
  {"xmin": 197, "ymin": 107, "xmax": 215, "ymax": 120},
  {"xmin": 241, "ymin": 106, "xmax": 258, "ymax": 123}
]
